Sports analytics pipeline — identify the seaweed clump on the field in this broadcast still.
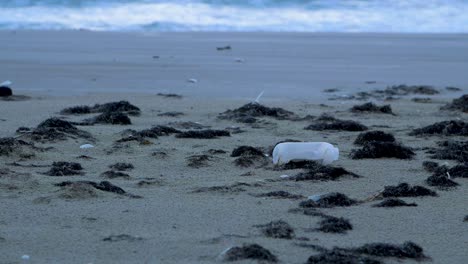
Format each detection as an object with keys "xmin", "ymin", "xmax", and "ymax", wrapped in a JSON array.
[
  {"xmin": 186, "ymin": 154, "xmax": 213, "ymax": 168},
  {"xmin": 305, "ymin": 115, "xmax": 368, "ymax": 132},
  {"xmin": 288, "ymin": 162, "xmax": 360, "ymax": 181},
  {"xmin": 299, "ymin": 193, "xmax": 358, "ymax": 208},
  {"xmin": 441, "ymin": 94, "xmax": 468, "ymax": 112},
  {"xmin": 410, "ymin": 120, "xmax": 468, "ymax": 136},
  {"xmin": 100, "ymin": 170, "xmax": 130, "ymax": 179},
  {"xmin": 255, "ymin": 220, "xmax": 295, "ymax": 239},
  {"xmin": 29, "ymin": 118, "xmax": 93, "ymax": 142},
  {"xmin": 372, "ymin": 198, "xmax": 417, "ymax": 207},
  {"xmin": 350, "ymin": 142, "xmax": 415, "ymax": 159},
  {"xmin": 117, "ymin": 125, "xmax": 181, "ymax": 143},
  {"xmin": 0, "ymin": 137, "xmax": 39, "ymax": 158},
  {"xmin": 351, "ymin": 102, "xmax": 394, "ymax": 115},
  {"xmin": 315, "ymin": 216, "xmax": 353, "ymax": 234},
  {"xmin": 55, "ymin": 180, "xmax": 136, "ymax": 197},
  {"xmin": 306, "ymin": 250, "xmax": 381, "ymax": 264},
  {"xmin": 354, "ymin": 131, "xmax": 396, "ymax": 145},
  {"xmin": 231, "ymin": 146, "xmax": 267, "ymax": 168},
  {"xmin": 44, "ymin": 162, "xmax": 83, "ymax": 176},
  {"xmin": 381, "ymin": 183, "xmax": 437, "ymax": 198},
  {"xmin": 175, "ymin": 129, "xmax": 230, "ymax": 139},
  {"xmin": 219, "ymin": 102, "xmax": 297, "ymax": 123},
  {"xmin": 86, "ymin": 112, "xmax": 132, "ymax": 125},
  {"xmin": 222, "ymin": 244, "xmax": 278, "ymax": 262},
  {"xmin": 254, "ymin": 191, "xmax": 304, "ymax": 200},
  {"xmin": 109, "ymin": 162, "xmax": 134, "ymax": 171},
  {"xmin": 427, "ymin": 141, "xmax": 468, "ymax": 162},
  {"xmin": 61, "ymin": 101, "xmax": 141, "ymax": 116}
]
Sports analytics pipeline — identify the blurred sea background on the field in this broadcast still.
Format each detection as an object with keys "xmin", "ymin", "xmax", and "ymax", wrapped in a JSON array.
[{"xmin": 1, "ymin": 0, "xmax": 468, "ymax": 32}]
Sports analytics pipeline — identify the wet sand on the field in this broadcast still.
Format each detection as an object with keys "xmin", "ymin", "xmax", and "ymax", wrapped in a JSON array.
[{"xmin": 0, "ymin": 31, "xmax": 467, "ymax": 263}]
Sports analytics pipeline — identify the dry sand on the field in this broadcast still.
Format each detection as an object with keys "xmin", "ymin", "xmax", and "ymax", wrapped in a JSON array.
[{"xmin": 0, "ymin": 31, "xmax": 467, "ymax": 264}]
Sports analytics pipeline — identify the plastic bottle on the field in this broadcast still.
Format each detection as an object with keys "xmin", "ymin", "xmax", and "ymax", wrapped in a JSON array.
[{"xmin": 272, "ymin": 142, "xmax": 339, "ymax": 165}]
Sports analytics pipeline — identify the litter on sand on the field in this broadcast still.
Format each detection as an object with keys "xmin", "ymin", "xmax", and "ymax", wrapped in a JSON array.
[{"xmin": 273, "ymin": 142, "xmax": 339, "ymax": 165}]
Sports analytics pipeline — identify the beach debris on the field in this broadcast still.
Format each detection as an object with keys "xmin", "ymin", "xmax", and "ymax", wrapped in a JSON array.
[
  {"xmin": 216, "ymin": 45, "xmax": 231, "ymax": 51},
  {"xmin": 60, "ymin": 101, "xmax": 141, "ymax": 116},
  {"xmin": 441, "ymin": 94, "xmax": 468, "ymax": 112},
  {"xmin": 380, "ymin": 183, "xmax": 437, "ymax": 198},
  {"xmin": 187, "ymin": 78, "xmax": 198, "ymax": 83},
  {"xmin": 100, "ymin": 170, "xmax": 130, "ymax": 179},
  {"xmin": 109, "ymin": 162, "xmax": 134, "ymax": 171},
  {"xmin": 427, "ymin": 140, "xmax": 468, "ymax": 162},
  {"xmin": 300, "ymin": 193, "xmax": 358, "ymax": 208},
  {"xmin": 21, "ymin": 255, "xmax": 30, "ymax": 260},
  {"xmin": 157, "ymin": 111, "xmax": 184, "ymax": 117},
  {"xmin": 44, "ymin": 162, "xmax": 84, "ymax": 176},
  {"xmin": 219, "ymin": 102, "xmax": 297, "ymax": 122},
  {"xmin": 102, "ymin": 234, "xmax": 143, "ymax": 242},
  {"xmin": 354, "ymin": 131, "xmax": 396, "ymax": 145},
  {"xmin": 234, "ymin": 58, "xmax": 245, "ymax": 63},
  {"xmin": 350, "ymin": 142, "xmax": 415, "ymax": 159},
  {"xmin": 176, "ymin": 129, "xmax": 230, "ymax": 139},
  {"xmin": 288, "ymin": 162, "xmax": 360, "ymax": 181},
  {"xmin": 315, "ymin": 216, "xmax": 353, "ymax": 234},
  {"xmin": 156, "ymin": 93, "xmax": 182, "ymax": 99},
  {"xmin": 254, "ymin": 90, "xmax": 265, "ymax": 104},
  {"xmin": 29, "ymin": 118, "xmax": 93, "ymax": 142},
  {"xmin": 255, "ymin": 220, "xmax": 295, "ymax": 239},
  {"xmin": 0, "ymin": 137, "xmax": 39, "ymax": 158},
  {"xmin": 305, "ymin": 115, "xmax": 368, "ymax": 131},
  {"xmin": 79, "ymin": 144, "xmax": 94, "ymax": 150},
  {"xmin": 279, "ymin": 174, "xmax": 290, "ymax": 179},
  {"xmin": 253, "ymin": 190, "xmax": 304, "ymax": 200},
  {"xmin": 186, "ymin": 154, "xmax": 213, "ymax": 168},
  {"xmin": 221, "ymin": 244, "xmax": 278, "ymax": 262},
  {"xmin": 273, "ymin": 142, "xmax": 339, "ymax": 166},
  {"xmin": 410, "ymin": 120, "xmax": 468, "ymax": 136},
  {"xmin": 372, "ymin": 198, "xmax": 417, "ymax": 207},
  {"xmin": 350, "ymin": 102, "xmax": 394, "ymax": 115},
  {"xmin": 0, "ymin": 80, "xmax": 13, "ymax": 97},
  {"xmin": 231, "ymin": 146, "xmax": 267, "ymax": 168}
]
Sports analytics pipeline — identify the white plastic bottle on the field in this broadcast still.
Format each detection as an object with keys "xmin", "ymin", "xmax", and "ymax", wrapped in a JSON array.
[{"xmin": 272, "ymin": 142, "xmax": 339, "ymax": 165}]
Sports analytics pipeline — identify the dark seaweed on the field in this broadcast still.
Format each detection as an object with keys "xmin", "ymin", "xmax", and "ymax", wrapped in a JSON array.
[
  {"xmin": 350, "ymin": 142, "xmax": 414, "ymax": 159},
  {"xmin": 289, "ymin": 162, "xmax": 360, "ymax": 181},
  {"xmin": 354, "ymin": 131, "xmax": 396, "ymax": 145},
  {"xmin": 186, "ymin": 154, "xmax": 213, "ymax": 168},
  {"xmin": 157, "ymin": 111, "xmax": 184, "ymax": 117},
  {"xmin": 30, "ymin": 118, "xmax": 93, "ymax": 142},
  {"xmin": 307, "ymin": 250, "xmax": 381, "ymax": 264},
  {"xmin": 305, "ymin": 115, "xmax": 368, "ymax": 131},
  {"xmin": 219, "ymin": 102, "xmax": 297, "ymax": 122},
  {"xmin": 351, "ymin": 102, "xmax": 394, "ymax": 115},
  {"xmin": 254, "ymin": 191, "xmax": 304, "ymax": 200},
  {"xmin": 231, "ymin": 146, "xmax": 264, "ymax": 157},
  {"xmin": 381, "ymin": 183, "xmax": 437, "ymax": 197},
  {"xmin": 222, "ymin": 244, "xmax": 278, "ymax": 262},
  {"xmin": 299, "ymin": 193, "xmax": 358, "ymax": 208},
  {"xmin": 372, "ymin": 198, "xmax": 417, "ymax": 207},
  {"xmin": 316, "ymin": 216, "xmax": 353, "ymax": 234},
  {"xmin": 0, "ymin": 137, "xmax": 38, "ymax": 158},
  {"xmin": 175, "ymin": 129, "xmax": 230, "ymax": 139},
  {"xmin": 55, "ymin": 181, "xmax": 127, "ymax": 195},
  {"xmin": 61, "ymin": 101, "xmax": 140, "ymax": 116},
  {"xmin": 351, "ymin": 241, "xmax": 426, "ymax": 259},
  {"xmin": 441, "ymin": 94, "xmax": 468, "ymax": 112},
  {"xmin": 428, "ymin": 140, "xmax": 468, "ymax": 162},
  {"xmin": 100, "ymin": 170, "xmax": 131, "ymax": 179},
  {"xmin": 156, "ymin": 93, "xmax": 182, "ymax": 99},
  {"xmin": 44, "ymin": 162, "xmax": 83, "ymax": 176},
  {"xmin": 410, "ymin": 120, "xmax": 468, "ymax": 136},
  {"xmin": 255, "ymin": 220, "xmax": 295, "ymax": 239},
  {"xmin": 109, "ymin": 162, "xmax": 134, "ymax": 171},
  {"xmin": 425, "ymin": 174, "xmax": 458, "ymax": 188},
  {"xmin": 88, "ymin": 111, "xmax": 132, "ymax": 125}
]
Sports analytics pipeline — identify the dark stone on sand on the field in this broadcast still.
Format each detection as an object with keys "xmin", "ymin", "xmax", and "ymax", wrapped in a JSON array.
[
  {"xmin": 56, "ymin": 180, "xmax": 127, "ymax": 195},
  {"xmin": 381, "ymin": 183, "xmax": 437, "ymax": 198},
  {"xmin": 31, "ymin": 118, "xmax": 93, "ymax": 142},
  {"xmin": 61, "ymin": 101, "xmax": 140, "ymax": 116},
  {"xmin": 186, "ymin": 154, "xmax": 213, "ymax": 168},
  {"xmin": 89, "ymin": 112, "xmax": 132, "ymax": 125},
  {"xmin": 176, "ymin": 129, "xmax": 230, "ymax": 139},
  {"xmin": 305, "ymin": 115, "xmax": 368, "ymax": 132},
  {"xmin": 315, "ymin": 216, "xmax": 353, "ymax": 234},
  {"xmin": 109, "ymin": 162, "xmax": 134, "ymax": 171},
  {"xmin": 351, "ymin": 102, "xmax": 394, "ymax": 115},
  {"xmin": 354, "ymin": 131, "xmax": 396, "ymax": 145},
  {"xmin": 307, "ymin": 250, "xmax": 381, "ymax": 264},
  {"xmin": 216, "ymin": 45, "xmax": 231, "ymax": 51},
  {"xmin": 254, "ymin": 191, "xmax": 304, "ymax": 200},
  {"xmin": 256, "ymin": 220, "xmax": 295, "ymax": 239},
  {"xmin": 425, "ymin": 173, "xmax": 458, "ymax": 188},
  {"xmin": 156, "ymin": 93, "xmax": 183, "ymax": 99},
  {"xmin": 289, "ymin": 162, "xmax": 360, "ymax": 181},
  {"xmin": 231, "ymin": 146, "xmax": 264, "ymax": 157},
  {"xmin": 219, "ymin": 102, "xmax": 297, "ymax": 122},
  {"xmin": 157, "ymin": 111, "xmax": 184, "ymax": 117},
  {"xmin": 350, "ymin": 142, "xmax": 415, "ymax": 159},
  {"xmin": 100, "ymin": 170, "xmax": 130, "ymax": 179},
  {"xmin": 0, "ymin": 86, "xmax": 13, "ymax": 97},
  {"xmin": 428, "ymin": 140, "xmax": 468, "ymax": 162},
  {"xmin": 410, "ymin": 120, "xmax": 468, "ymax": 136},
  {"xmin": 45, "ymin": 162, "xmax": 83, "ymax": 176},
  {"xmin": 222, "ymin": 243, "xmax": 278, "ymax": 262},
  {"xmin": 372, "ymin": 198, "xmax": 417, "ymax": 207},
  {"xmin": 299, "ymin": 193, "xmax": 358, "ymax": 208},
  {"xmin": 441, "ymin": 94, "xmax": 468, "ymax": 112}
]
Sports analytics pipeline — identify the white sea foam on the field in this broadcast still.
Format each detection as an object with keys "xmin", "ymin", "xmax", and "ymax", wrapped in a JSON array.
[{"xmin": 0, "ymin": 0, "xmax": 467, "ymax": 32}]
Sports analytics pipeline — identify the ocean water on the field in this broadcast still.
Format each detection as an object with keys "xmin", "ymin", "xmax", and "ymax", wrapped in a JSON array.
[{"xmin": 0, "ymin": 0, "xmax": 468, "ymax": 32}]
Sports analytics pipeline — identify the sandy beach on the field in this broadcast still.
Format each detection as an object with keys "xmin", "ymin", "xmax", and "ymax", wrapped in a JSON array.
[{"xmin": 1, "ymin": 31, "xmax": 467, "ymax": 264}]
